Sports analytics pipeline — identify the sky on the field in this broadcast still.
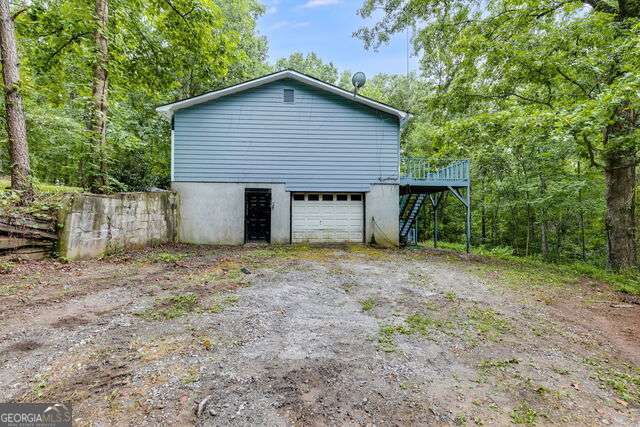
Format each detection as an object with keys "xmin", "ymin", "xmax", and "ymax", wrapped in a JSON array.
[{"xmin": 257, "ymin": 0, "xmax": 420, "ymax": 76}]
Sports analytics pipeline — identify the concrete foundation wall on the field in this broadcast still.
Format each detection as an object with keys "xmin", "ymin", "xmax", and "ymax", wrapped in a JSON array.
[
  {"xmin": 173, "ymin": 182, "xmax": 290, "ymax": 245},
  {"xmin": 366, "ymin": 184, "xmax": 399, "ymax": 247},
  {"xmin": 174, "ymin": 182, "xmax": 399, "ymax": 247},
  {"xmin": 59, "ymin": 192, "xmax": 178, "ymax": 260}
]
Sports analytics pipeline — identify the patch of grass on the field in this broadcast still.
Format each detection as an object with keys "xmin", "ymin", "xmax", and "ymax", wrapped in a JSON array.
[
  {"xmin": 340, "ymin": 282, "xmax": 356, "ymax": 293},
  {"xmin": 408, "ymin": 270, "xmax": 433, "ymax": 288},
  {"xmin": 478, "ymin": 358, "xmax": 520, "ymax": 371},
  {"xmin": 378, "ymin": 324, "xmax": 397, "ymax": 352},
  {"xmin": 146, "ymin": 252, "xmax": 188, "ymax": 263},
  {"xmin": 208, "ymin": 295, "xmax": 240, "ymax": 314},
  {"xmin": 31, "ymin": 374, "xmax": 49, "ymax": 399},
  {"xmin": 347, "ymin": 244, "xmax": 388, "ymax": 259},
  {"xmin": 200, "ymin": 337, "xmax": 213, "ymax": 351},
  {"xmin": 510, "ymin": 402, "xmax": 537, "ymax": 425},
  {"xmin": 587, "ymin": 359, "xmax": 640, "ymax": 404},
  {"xmin": 0, "ymin": 180, "xmax": 82, "ymax": 220},
  {"xmin": 403, "ymin": 313, "xmax": 434, "ymax": 335},
  {"xmin": 420, "ymin": 241, "xmax": 640, "ymax": 296},
  {"xmin": 0, "ymin": 179, "xmax": 82, "ymax": 194},
  {"xmin": 138, "ymin": 293, "xmax": 199, "ymax": 320},
  {"xmin": 181, "ymin": 367, "xmax": 199, "ymax": 385},
  {"xmin": 444, "ymin": 291, "xmax": 457, "ymax": 301},
  {"xmin": 0, "ymin": 284, "xmax": 19, "ymax": 296},
  {"xmin": 242, "ymin": 243, "xmax": 335, "ymax": 263},
  {"xmin": 551, "ymin": 366, "xmax": 570, "ymax": 376},
  {"xmin": 188, "ymin": 259, "xmax": 250, "ymax": 287},
  {"xmin": 467, "ymin": 307, "xmax": 510, "ymax": 340},
  {"xmin": 0, "ymin": 261, "xmax": 15, "ymax": 274},
  {"xmin": 377, "ymin": 312, "xmax": 453, "ymax": 351},
  {"xmin": 423, "ymin": 300, "xmax": 438, "ymax": 310},
  {"xmin": 360, "ymin": 297, "xmax": 376, "ymax": 312},
  {"xmin": 453, "ymin": 414, "xmax": 467, "ymax": 425}
]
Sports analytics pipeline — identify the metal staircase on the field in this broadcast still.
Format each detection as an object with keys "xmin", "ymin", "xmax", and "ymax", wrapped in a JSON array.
[
  {"xmin": 399, "ymin": 193, "xmax": 427, "ymax": 244},
  {"xmin": 399, "ymin": 157, "xmax": 471, "ymax": 251}
]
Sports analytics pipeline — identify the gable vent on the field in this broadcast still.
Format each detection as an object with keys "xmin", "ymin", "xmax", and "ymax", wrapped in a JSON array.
[{"xmin": 283, "ymin": 88, "xmax": 294, "ymax": 103}]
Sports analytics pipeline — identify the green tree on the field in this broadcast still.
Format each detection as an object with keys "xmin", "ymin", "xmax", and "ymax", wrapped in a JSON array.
[
  {"xmin": 357, "ymin": 0, "xmax": 640, "ymax": 269},
  {"xmin": 0, "ymin": 0, "xmax": 33, "ymax": 202},
  {"xmin": 275, "ymin": 52, "xmax": 339, "ymax": 84},
  {"xmin": 8, "ymin": 0, "xmax": 267, "ymax": 191}
]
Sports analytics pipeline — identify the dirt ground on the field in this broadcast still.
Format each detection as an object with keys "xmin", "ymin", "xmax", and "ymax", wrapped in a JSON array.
[{"xmin": 1, "ymin": 244, "xmax": 639, "ymax": 426}]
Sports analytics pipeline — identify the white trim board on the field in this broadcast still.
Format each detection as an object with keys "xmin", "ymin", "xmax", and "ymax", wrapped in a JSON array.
[{"xmin": 156, "ymin": 70, "xmax": 410, "ymax": 123}]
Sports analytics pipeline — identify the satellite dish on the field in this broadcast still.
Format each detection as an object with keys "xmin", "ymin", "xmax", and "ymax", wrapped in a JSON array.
[{"xmin": 352, "ymin": 72, "xmax": 366, "ymax": 95}]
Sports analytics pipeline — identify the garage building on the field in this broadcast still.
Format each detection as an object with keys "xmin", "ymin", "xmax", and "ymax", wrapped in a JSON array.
[{"xmin": 156, "ymin": 70, "xmax": 409, "ymax": 247}]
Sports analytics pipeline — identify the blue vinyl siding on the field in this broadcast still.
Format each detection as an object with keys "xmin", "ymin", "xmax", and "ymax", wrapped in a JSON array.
[{"xmin": 173, "ymin": 79, "xmax": 399, "ymax": 192}]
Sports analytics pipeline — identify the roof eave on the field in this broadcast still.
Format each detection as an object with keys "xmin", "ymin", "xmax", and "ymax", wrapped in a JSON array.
[{"xmin": 156, "ymin": 70, "xmax": 410, "ymax": 121}]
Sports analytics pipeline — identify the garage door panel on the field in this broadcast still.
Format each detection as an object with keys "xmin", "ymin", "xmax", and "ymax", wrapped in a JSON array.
[{"xmin": 292, "ymin": 195, "xmax": 363, "ymax": 243}]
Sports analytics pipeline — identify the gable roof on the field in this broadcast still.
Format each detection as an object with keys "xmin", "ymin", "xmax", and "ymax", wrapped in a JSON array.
[{"xmin": 156, "ymin": 69, "xmax": 410, "ymax": 123}]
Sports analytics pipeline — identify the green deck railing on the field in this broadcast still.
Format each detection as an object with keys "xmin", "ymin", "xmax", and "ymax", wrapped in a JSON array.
[{"xmin": 400, "ymin": 157, "xmax": 469, "ymax": 183}]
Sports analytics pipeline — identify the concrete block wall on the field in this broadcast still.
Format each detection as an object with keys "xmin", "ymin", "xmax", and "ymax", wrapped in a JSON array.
[
  {"xmin": 58, "ymin": 192, "xmax": 178, "ymax": 260},
  {"xmin": 172, "ymin": 182, "xmax": 290, "ymax": 245},
  {"xmin": 366, "ymin": 184, "xmax": 399, "ymax": 247}
]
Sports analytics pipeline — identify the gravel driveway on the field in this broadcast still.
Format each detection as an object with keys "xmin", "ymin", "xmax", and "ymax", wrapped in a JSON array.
[{"xmin": 0, "ymin": 244, "xmax": 638, "ymax": 425}]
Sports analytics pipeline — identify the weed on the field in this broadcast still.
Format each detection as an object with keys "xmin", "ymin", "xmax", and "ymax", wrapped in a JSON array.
[
  {"xmin": 138, "ymin": 293, "xmax": 199, "ymax": 320},
  {"xmin": 467, "ymin": 307, "xmax": 510, "ymax": 340},
  {"xmin": 510, "ymin": 402, "xmax": 537, "ymax": 424},
  {"xmin": 404, "ymin": 313, "xmax": 433, "ymax": 335},
  {"xmin": 200, "ymin": 337, "xmax": 213, "ymax": 351},
  {"xmin": 181, "ymin": 367, "xmax": 199, "ymax": 384},
  {"xmin": 31, "ymin": 374, "xmax": 49, "ymax": 399},
  {"xmin": 422, "ymin": 241, "xmax": 640, "ymax": 296},
  {"xmin": 423, "ymin": 300, "xmax": 438, "ymax": 310},
  {"xmin": 341, "ymin": 283, "xmax": 356, "ymax": 293},
  {"xmin": 590, "ymin": 362, "xmax": 640, "ymax": 404},
  {"xmin": 378, "ymin": 324, "xmax": 397, "ymax": 352},
  {"xmin": 146, "ymin": 252, "xmax": 187, "ymax": 263},
  {"xmin": 347, "ymin": 244, "xmax": 387, "ymax": 259},
  {"xmin": 0, "ymin": 261, "xmax": 14, "ymax": 274},
  {"xmin": 408, "ymin": 270, "xmax": 433, "ymax": 287},
  {"xmin": 0, "ymin": 284, "xmax": 19, "ymax": 296},
  {"xmin": 551, "ymin": 366, "xmax": 569, "ymax": 376},
  {"xmin": 478, "ymin": 358, "xmax": 519, "ymax": 371},
  {"xmin": 445, "ymin": 291, "xmax": 457, "ymax": 301},
  {"xmin": 360, "ymin": 297, "xmax": 376, "ymax": 312},
  {"xmin": 454, "ymin": 414, "xmax": 467, "ymax": 425},
  {"xmin": 208, "ymin": 295, "xmax": 240, "ymax": 314}
]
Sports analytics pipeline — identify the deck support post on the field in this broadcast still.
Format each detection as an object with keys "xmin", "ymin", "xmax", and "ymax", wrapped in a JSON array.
[
  {"xmin": 447, "ymin": 185, "xmax": 472, "ymax": 254},
  {"xmin": 429, "ymin": 193, "xmax": 441, "ymax": 248},
  {"xmin": 465, "ymin": 184, "xmax": 471, "ymax": 254}
]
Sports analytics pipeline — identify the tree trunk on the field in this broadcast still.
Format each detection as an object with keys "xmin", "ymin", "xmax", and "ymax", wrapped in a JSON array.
[
  {"xmin": 480, "ymin": 179, "xmax": 487, "ymax": 243},
  {"xmin": 0, "ymin": 0, "xmax": 33, "ymax": 203},
  {"xmin": 603, "ymin": 104, "xmax": 637, "ymax": 270},
  {"xmin": 604, "ymin": 149, "xmax": 636, "ymax": 269},
  {"xmin": 577, "ymin": 161, "xmax": 586, "ymax": 261},
  {"xmin": 89, "ymin": 0, "xmax": 109, "ymax": 191},
  {"xmin": 539, "ymin": 175, "xmax": 549, "ymax": 258}
]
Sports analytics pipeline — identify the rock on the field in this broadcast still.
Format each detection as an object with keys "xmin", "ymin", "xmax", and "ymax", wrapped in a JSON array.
[
  {"xmin": 241, "ymin": 267, "xmax": 251, "ymax": 275},
  {"xmin": 196, "ymin": 395, "xmax": 212, "ymax": 417}
]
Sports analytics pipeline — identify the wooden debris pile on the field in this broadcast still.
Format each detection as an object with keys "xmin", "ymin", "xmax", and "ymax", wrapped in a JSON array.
[{"xmin": 0, "ymin": 213, "xmax": 58, "ymax": 259}]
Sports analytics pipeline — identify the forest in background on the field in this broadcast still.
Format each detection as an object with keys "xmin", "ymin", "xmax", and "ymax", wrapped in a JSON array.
[{"xmin": 0, "ymin": 0, "xmax": 638, "ymax": 270}]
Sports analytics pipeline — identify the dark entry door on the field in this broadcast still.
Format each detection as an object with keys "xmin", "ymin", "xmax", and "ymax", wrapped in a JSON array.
[{"xmin": 245, "ymin": 188, "xmax": 271, "ymax": 243}]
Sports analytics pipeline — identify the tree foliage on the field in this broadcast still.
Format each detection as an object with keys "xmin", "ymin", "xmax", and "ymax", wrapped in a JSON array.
[
  {"xmin": 1, "ymin": 0, "xmax": 268, "ymax": 191},
  {"xmin": 357, "ymin": 0, "xmax": 640, "ymax": 267},
  {"xmin": 275, "ymin": 52, "xmax": 339, "ymax": 84}
]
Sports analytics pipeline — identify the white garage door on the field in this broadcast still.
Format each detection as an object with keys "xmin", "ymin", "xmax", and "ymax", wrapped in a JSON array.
[{"xmin": 292, "ymin": 193, "xmax": 364, "ymax": 243}]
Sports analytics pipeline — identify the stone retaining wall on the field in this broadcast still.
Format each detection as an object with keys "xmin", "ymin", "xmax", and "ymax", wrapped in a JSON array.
[{"xmin": 58, "ymin": 192, "xmax": 178, "ymax": 260}]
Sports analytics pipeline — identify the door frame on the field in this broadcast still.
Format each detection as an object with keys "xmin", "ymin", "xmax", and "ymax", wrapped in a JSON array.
[{"xmin": 244, "ymin": 188, "xmax": 272, "ymax": 243}]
